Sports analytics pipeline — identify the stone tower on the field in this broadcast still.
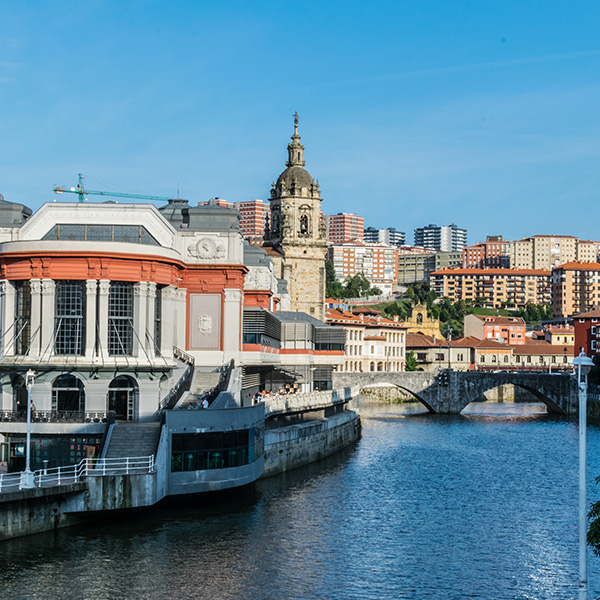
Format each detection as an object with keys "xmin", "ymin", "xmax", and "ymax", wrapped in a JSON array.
[{"xmin": 263, "ymin": 114, "xmax": 327, "ymax": 320}]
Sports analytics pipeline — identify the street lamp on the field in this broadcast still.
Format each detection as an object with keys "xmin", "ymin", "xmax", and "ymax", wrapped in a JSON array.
[
  {"xmin": 573, "ymin": 351, "xmax": 594, "ymax": 600},
  {"xmin": 20, "ymin": 370, "xmax": 35, "ymax": 489}
]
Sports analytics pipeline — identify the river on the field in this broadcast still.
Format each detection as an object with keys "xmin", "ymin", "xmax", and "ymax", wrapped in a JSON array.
[{"xmin": 1, "ymin": 400, "xmax": 599, "ymax": 600}]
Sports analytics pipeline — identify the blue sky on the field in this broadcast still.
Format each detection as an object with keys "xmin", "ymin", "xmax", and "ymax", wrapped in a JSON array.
[{"xmin": 0, "ymin": 1, "xmax": 599, "ymax": 244}]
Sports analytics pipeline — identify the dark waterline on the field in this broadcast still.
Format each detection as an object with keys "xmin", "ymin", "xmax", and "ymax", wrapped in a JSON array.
[{"xmin": 1, "ymin": 402, "xmax": 600, "ymax": 600}]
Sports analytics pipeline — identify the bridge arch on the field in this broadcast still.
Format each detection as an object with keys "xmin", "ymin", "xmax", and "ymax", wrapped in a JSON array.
[
  {"xmin": 359, "ymin": 382, "xmax": 436, "ymax": 413},
  {"xmin": 459, "ymin": 380, "xmax": 563, "ymax": 414}
]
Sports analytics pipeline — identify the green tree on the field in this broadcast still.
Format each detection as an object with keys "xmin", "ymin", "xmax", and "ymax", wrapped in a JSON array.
[
  {"xmin": 325, "ymin": 260, "xmax": 343, "ymax": 299},
  {"xmin": 588, "ymin": 479, "xmax": 600, "ymax": 555},
  {"xmin": 405, "ymin": 351, "xmax": 419, "ymax": 371}
]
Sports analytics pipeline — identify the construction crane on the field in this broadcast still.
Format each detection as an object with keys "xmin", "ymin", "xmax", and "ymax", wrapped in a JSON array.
[{"xmin": 53, "ymin": 173, "xmax": 172, "ymax": 203}]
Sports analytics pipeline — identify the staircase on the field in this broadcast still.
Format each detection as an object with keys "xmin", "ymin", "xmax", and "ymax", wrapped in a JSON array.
[
  {"xmin": 103, "ymin": 422, "xmax": 161, "ymax": 459},
  {"xmin": 176, "ymin": 370, "xmax": 222, "ymax": 409}
]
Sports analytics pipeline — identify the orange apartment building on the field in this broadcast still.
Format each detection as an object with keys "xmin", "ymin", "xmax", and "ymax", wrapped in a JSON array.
[
  {"xmin": 551, "ymin": 261, "xmax": 600, "ymax": 318},
  {"xmin": 325, "ymin": 213, "xmax": 364, "ymax": 244},
  {"xmin": 430, "ymin": 267, "xmax": 551, "ymax": 308},
  {"xmin": 327, "ymin": 240, "xmax": 399, "ymax": 295}
]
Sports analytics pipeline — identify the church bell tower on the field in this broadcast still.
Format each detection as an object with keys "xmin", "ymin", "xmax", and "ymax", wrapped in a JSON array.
[{"xmin": 263, "ymin": 114, "xmax": 327, "ymax": 320}]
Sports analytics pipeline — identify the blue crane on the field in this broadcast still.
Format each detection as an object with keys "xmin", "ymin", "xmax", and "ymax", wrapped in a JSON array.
[{"xmin": 53, "ymin": 173, "xmax": 172, "ymax": 203}]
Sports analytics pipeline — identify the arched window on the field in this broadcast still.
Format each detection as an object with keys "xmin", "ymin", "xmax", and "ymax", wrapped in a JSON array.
[
  {"xmin": 299, "ymin": 214, "xmax": 309, "ymax": 235},
  {"xmin": 12, "ymin": 375, "xmax": 27, "ymax": 413},
  {"xmin": 370, "ymin": 362, "xmax": 375, "ymax": 372},
  {"xmin": 52, "ymin": 375, "xmax": 85, "ymax": 414},
  {"xmin": 416, "ymin": 313, "xmax": 423, "ymax": 324},
  {"xmin": 108, "ymin": 376, "xmax": 138, "ymax": 421},
  {"xmin": 504, "ymin": 356, "xmax": 509, "ymax": 363},
  {"xmin": 377, "ymin": 362, "xmax": 383, "ymax": 371}
]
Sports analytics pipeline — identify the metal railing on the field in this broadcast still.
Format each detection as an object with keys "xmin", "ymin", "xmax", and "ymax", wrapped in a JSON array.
[
  {"xmin": 0, "ymin": 455, "xmax": 155, "ymax": 493},
  {"xmin": 0, "ymin": 410, "xmax": 112, "ymax": 423}
]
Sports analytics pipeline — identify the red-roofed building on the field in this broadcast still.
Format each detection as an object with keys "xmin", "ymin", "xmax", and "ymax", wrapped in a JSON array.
[
  {"xmin": 573, "ymin": 308, "xmax": 600, "ymax": 357},
  {"xmin": 464, "ymin": 314, "xmax": 526, "ymax": 345},
  {"xmin": 430, "ymin": 267, "xmax": 550, "ymax": 308},
  {"xmin": 326, "ymin": 308, "xmax": 406, "ymax": 372}
]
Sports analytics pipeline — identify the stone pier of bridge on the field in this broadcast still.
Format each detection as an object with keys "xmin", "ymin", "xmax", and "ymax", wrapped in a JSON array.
[{"xmin": 332, "ymin": 371, "xmax": 579, "ymax": 415}]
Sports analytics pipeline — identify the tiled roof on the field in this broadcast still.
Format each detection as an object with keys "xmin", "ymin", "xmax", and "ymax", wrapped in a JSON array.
[
  {"xmin": 512, "ymin": 342, "xmax": 574, "ymax": 355},
  {"xmin": 471, "ymin": 315, "xmax": 525, "ymax": 326},
  {"xmin": 554, "ymin": 261, "xmax": 600, "ymax": 271},
  {"xmin": 430, "ymin": 267, "xmax": 551, "ymax": 276},
  {"xmin": 571, "ymin": 308, "xmax": 600, "ymax": 319}
]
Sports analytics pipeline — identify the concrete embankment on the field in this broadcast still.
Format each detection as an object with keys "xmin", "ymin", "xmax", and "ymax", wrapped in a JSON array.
[{"xmin": 263, "ymin": 409, "xmax": 361, "ymax": 477}]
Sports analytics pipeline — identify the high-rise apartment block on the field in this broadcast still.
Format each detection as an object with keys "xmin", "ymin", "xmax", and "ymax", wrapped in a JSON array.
[
  {"xmin": 236, "ymin": 199, "xmax": 268, "ymax": 241},
  {"xmin": 510, "ymin": 235, "xmax": 600, "ymax": 271},
  {"xmin": 414, "ymin": 223, "xmax": 467, "ymax": 252},
  {"xmin": 325, "ymin": 213, "xmax": 364, "ymax": 244},
  {"xmin": 463, "ymin": 236, "xmax": 510, "ymax": 268},
  {"xmin": 551, "ymin": 262, "xmax": 600, "ymax": 318},
  {"xmin": 327, "ymin": 241, "xmax": 399, "ymax": 295},
  {"xmin": 364, "ymin": 227, "xmax": 406, "ymax": 247}
]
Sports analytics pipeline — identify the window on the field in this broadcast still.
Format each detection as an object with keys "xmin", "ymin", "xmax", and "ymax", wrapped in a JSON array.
[
  {"xmin": 55, "ymin": 281, "xmax": 86, "ymax": 355},
  {"xmin": 108, "ymin": 376, "xmax": 138, "ymax": 421},
  {"xmin": 43, "ymin": 224, "xmax": 159, "ymax": 246},
  {"xmin": 108, "ymin": 282, "xmax": 133, "ymax": 355},
  {"xmin": 14, "ymin": 281, "xmax": 31, "ymax": 355},
  {"xmin": 52, "ymin": 375, "xmax": 85, "ymax": 413},
  {"xmin": 171, "ymin": 429, "xmax": 263, "ymax": 472},
  {"xmin": 154, "ymin": 285, "xmax": 163, "ymax": 356}
]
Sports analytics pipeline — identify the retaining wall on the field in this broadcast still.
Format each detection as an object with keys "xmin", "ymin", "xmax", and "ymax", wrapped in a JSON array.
[
  {"xmin": 262, "ymin": 409, "xmax": 361, "ymax": 477},
  {"xmin": 0, "ymin": 484, "xmax": 88, "ymax": 541}
]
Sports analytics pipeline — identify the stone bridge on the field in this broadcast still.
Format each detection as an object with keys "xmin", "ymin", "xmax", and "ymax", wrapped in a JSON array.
[{"xmin": 332, "ymin": 371, "xmax": 579, "ymax": 414}]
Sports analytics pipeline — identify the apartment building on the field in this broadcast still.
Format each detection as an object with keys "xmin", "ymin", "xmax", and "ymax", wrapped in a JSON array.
[
  {"xmin": 430, "ymin": 268, "xmax": 551, "ymax": 308},
  {"xmin": 510, "ymin": 235, "xmax": 600, "ymax": 270},
  {"xmin": 364, "ymin": 227, "xmax": 406, "ymax": 247},
  {"xmin": 462, "ymin": 236, "xmax": 510, "ymax": 268},
  {"xmin": 414, "ymin": 223, "xmax": 467, "ymax": 252},
  {"xmin": 398, "ymin": 250, "xmax": 461, "ymax": 284},
  {"xmin": 573, "ymin": 308, "xmax": 600, "ymax": 356},
  {"xmin": 327, "ymin": 241, "xmax": 398, "ymax": 294},
  {"xmin": 325, "ymin": 213, "xmax": 364, "ymax": 244},
  {"xmin": 235, "ymin": 199, "xmax": 268, "ymax": 240},
  {"xmin": 326, "ymin": 308, "xmax": 406, "ymax": 373},
  {"xmin": 464, "ymin": 314, "xmax": 526, "ymax": 345},
  {"xmin": 551, "ymin": 261, "xmax": 600, "ymax": 318}
]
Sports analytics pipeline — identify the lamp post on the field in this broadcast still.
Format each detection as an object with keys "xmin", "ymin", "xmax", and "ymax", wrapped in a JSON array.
[
  {"xmin": 573, "ymin": 351, "xmax": 594, "ymax": 600},
  {"xmin": 21, "ymin": 369, "xmax": 35, "ymax": 489},
  {"xmin": 447, "ymin": 326, "xmax": 452, "ymax": 370}
]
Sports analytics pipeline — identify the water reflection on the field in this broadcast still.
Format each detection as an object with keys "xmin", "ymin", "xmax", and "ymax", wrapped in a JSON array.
[{"xmin": 0, "ymin": 401, "xmax": 598, "ymax": 599}]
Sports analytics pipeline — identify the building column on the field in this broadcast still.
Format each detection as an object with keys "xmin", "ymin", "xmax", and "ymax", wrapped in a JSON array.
[
  {"xmin": 29, "ymin": 279, "xmax": 42, "ymax": 358},
  {"xmin": 40, "ymin": 279, "xmax": 56, "ymax": 359},
  {"xmin": 160, "ymin": 285, "xmax": 176, "ymax": 359},
  {"xmin": 97, "ymin": 280, "xmax": 110, "ymax": 358},
  {"xmin": 0, "ymin": 281, "xmax": 15, "ymax": 356},
  {"xmin": 223, "ymin": 288, "xmax": 243, "ymax": 358},
  {"xmin": 85, "ymin": 280, "xmax": 97, "ymax": 360},
  {"xmin": 146, "ymin": 282, "xmax": 157, "ymax": 359},
  {"xmin": 133, "ymin": 282, "xmax": 149, "ymax": 359},
  {"xmin": 174, "ymin": 288, "xmax": 187, "ymax": 351}
]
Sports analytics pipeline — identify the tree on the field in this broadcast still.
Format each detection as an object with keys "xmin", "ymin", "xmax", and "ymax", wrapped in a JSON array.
[
  {"xmin": 369, "ymin": 287, "xmax": 383, "ymax": 296},
  {"xmin": 325, "ymin": 260, "xmax": 344, "ymax": 299},
  {"xmin": 405, "ymin": 351, "xmax": 419, "ymax": 371}
]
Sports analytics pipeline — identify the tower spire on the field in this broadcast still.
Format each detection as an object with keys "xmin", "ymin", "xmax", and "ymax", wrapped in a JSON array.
[{"xmin": 286, "ymin": 111, "xmax": 305, "ymax": 167}]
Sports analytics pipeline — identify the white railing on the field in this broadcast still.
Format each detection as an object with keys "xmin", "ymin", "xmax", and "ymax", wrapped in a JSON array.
[{"xmin": 0, "ymin": 455, "xmax": 155, "ymax": 493}]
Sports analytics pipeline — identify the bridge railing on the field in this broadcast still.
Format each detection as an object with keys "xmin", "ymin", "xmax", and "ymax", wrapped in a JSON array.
[{"xmin": 0, "ymin": 456, "xmax": 155, "ymax": 493}]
